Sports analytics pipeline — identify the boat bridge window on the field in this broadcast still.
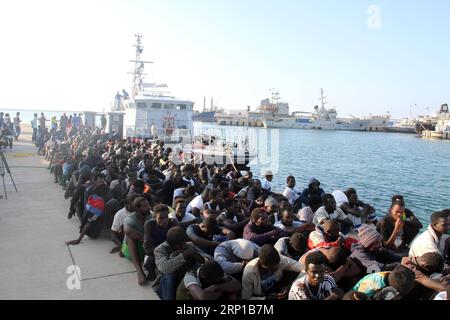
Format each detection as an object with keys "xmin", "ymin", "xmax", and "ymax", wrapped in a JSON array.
[
  {"xmin": 151, "ymin": 103, "xmax": 162, "ymax": 109},
  {"xmin": 176, "ymin": 104, "xmax": 187, "ymax": 110},
  {"xmin": 164, "ymin": 104, "xmax": 175, "ymax": 109},
  {"xmin": 137, "ymin": 102, "xmax": 147, "ymax": 109}
]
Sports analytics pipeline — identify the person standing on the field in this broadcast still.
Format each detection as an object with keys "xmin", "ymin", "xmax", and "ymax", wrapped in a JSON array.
[
  {"xmin": 115, "ymin": 91, "xmax": 123, "ymax": 111},
  {"xmin": 13, "ymin": 112, "xmax": 21, "ymax": 140},
  {"xmin": 31, "ymin": 113, "xmax": 38, "ymax": 142},
  {"xmin": 39, "ymin": 112, "xmax": 47, "ymax": 133},
  {"xmin": 60, "ymin": 113, "xmax": 68, "ymax": 131},
  {"xmin": 100, "ymin": 114, "xmax": 107, "ymax": 130}
]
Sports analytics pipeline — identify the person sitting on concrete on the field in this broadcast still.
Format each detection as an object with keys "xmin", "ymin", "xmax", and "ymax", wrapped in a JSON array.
[
  {"xmin": 260, "ymin": 170, "xmax": 273, "ymax": 193},
  {"xmin": 352, "ymin": 264, "xmax": 416, "ymax": 300},
  {"xmin": 110, "ymin": 192, "xmax": 139, "ymax": 254},
  {"xmin": 313, "ymin": 193, "xmax": 353, "ymax": 234},
  {"xmin": 216, "ymin": 198, "xmax": 250, "ymax": 238},
  {"xmin": 289, "ymin": 250, "xmax": 343, "ymax": 300},
  {"xmin": 377, "ymin": 200, "xmax": 423, "ymax": 252},
  {"xmin": 409, "ymin": 211, "xmax": 449, "ymax": 259},
  {"xmin": 274, "ymin": 232, "xmax": 308, "ymax": 261},
  {"xmin": 154, "ymin": 227, "xmax": 208, "ymax": 300},
  {"xmin": 308, "ymin": 219, "xmax": 358, "ymax": 251},
  {"xmin": 246, "ymin": 179, "xmax": 264, "ymax": 201},
  {"xmin": 242, "ymin": 244, "xmax": 301, "ymax": 300},
  {"xmin": 120, "ymin": 197, "xmax": 151, "ymax": 285},
  {"xmin": 300, "ymin": 178, "xmax": 325, "ymax": 208},
  {"xmin": 274, "ymin": 206, "xmax": 315, "ymax": 236},
  {"xmin": 243, "ymin": 208, "xmax": 287, "ymax": 246},
  {"xmin": 65, "ymin": 183, "xmax": 110, "ymax": 245},
  {"xmin": 169, "ymin": 198, "xmax": 200, "ymax": 229},
  {"xmin": 186, "ymin": 217, "xmax": 235, "ymax": 256},
  {"xmin": 176, "ymin": 261, "xmax": 241, "ymax": 300},
  {"xmin": 401, "ymin": 252, "xmax": 449, "ymax": 299},
  {"xmin": 214, "ymin": 239, "xmax": 260, "ymax": 278},
  {"xmin": 202, "ymin": 188, "xmax": 224, "ymax": 219},
  {"xmin": 186, "ymin": 187, "xmax": 210, "ymax": 217},
  {"xmin": 350, "ymin": 224, "xmax": 401, "ymax": 274},
  {"xmin": 265, "ymin": 196, "xmax": 282, "ymax": 225},
  {"xmin": 298, "ymin": 194, "xmax": 322, "ymax": 225},
  {"xmin": 343, "ymin": 188, "xmax": 377, "ymax": 227},
  {"xmin": 299, "ymin": 246, "xmax": 362, "ymax": 290},
  {"xmin": 283, "ymin": 175, "xmax": 302, "ymax": 211},
  {"xmin": 144, "ymin": 204, "xmax": 179, "ymax": 281}
]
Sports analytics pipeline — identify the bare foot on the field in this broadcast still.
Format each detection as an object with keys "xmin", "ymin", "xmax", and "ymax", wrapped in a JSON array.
[
  {"xmin": 66, "ymin": 239, "xmax": 81, "ymax": 245},
  {"xmin": 109, "ymin": 246, "xmax": 121, "ymax": 254},
  {"xmin": 137, "ymin": 271, "xmax": 147, "ymax": 286}
]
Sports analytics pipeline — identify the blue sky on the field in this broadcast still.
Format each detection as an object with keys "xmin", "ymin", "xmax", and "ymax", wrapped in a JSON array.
[{"xmin": 0, "ymin": 0, "xmax": 449, "ymax": 118}]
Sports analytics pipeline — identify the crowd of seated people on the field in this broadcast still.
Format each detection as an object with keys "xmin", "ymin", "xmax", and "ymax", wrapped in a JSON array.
[{"xmin": 36, "ymin": 121, "xmax": 450, "ymax": 300}]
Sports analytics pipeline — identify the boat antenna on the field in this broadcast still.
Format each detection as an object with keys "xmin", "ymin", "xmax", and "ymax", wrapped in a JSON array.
[
  {"xmin": 319, "ymin": 88, "xmax": 327, "ymax": 109},
  {"xmin": 129, "ymin": 34, "xmax": 153, "ymax": 98}
]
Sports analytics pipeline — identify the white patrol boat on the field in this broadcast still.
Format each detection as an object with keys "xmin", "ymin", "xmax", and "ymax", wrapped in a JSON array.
[{"xmin": 115, "ymin": 34, "xmax": 256, "ymax": 169}]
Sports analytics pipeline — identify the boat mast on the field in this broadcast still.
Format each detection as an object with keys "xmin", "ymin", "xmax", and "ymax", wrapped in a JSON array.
[
  {"xmin": 319, "ymin": 88, "xmax": 327, "ymax": 110},
  {"xmin": 129, "ymin": 34, "xmax": 153, "ymax": 98},
  {"xmin": 269, "ymin": 88, "xmax": 280, "ymax": 113}
]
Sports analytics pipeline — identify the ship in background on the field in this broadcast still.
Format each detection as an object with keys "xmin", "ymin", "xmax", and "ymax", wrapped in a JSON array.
[
  {"xmin": 192, "ymin": 97, "xmax": 222, "ymax": 123},
  {"xmin": 414, "ymin": 103, "xmax": 449, "ymax": 134},
  {"xmin": 262, "ymin": 89, "xmax": 375, "ymax": 131},
  {"xmin": 216, "ymin": 89, "xmax": 391, "ymax": 131},
  {"xmin": 421, "ymin": 103, "xmax": 450, "ymax": 139}
]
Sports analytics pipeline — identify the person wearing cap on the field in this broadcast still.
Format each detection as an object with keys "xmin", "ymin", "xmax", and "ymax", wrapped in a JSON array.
[
  {"xmin": 301, "ymin": 178, "xmax": 325, "ymax": 207},
  {"xmin": 261, "ymin": 170, "xmax": 273, "ymax": 192},
  {"xmin": 350, "ymin": 224, "xmax": 401, "ymax": 274},
  {"xmin": 214, "ymin": 239, "xmax": 260, "ymax": 277}
]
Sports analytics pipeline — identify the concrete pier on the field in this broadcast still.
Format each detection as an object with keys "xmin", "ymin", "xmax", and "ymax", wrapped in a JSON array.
[{"xmin": 0, "ymin": 126, "xmax": 159, "ymax": 300}]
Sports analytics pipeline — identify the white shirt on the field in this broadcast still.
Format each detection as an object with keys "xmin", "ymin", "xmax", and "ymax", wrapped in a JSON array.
[
  {"xmin": 111, "ymin": 207, "xmax": 133, "ymax": 232},
  {"xmin": 289, "ymin": 275, "xmax": 336, "ymax": 300},
  {"xmin": 409, "ymin": 225, "xmax": 449, "ymax": 258},
  {"xmin": 169, "ymin": 211, "xmax": 197, "ymax": 223},
  {"xmin": 313, "ymin": 206, "xmax": 348, "ymax": 226},
  {"xmin": 332, "ymin": 190, "xmax": 348, "ymax": 207},
  {"xmin": 283, "ymin": 186, "xmax": 301, "ymax": 205},
  {"xmin": 31, "ymin": 118, "xmax": 38, "ymax": 129},
  {"xmin": 298, "ymin": 207, "xmax": 315, "ymax": 224},
  {"xmin": 261, "ymin": 178, "xmax": 272, "ymax": 191},
  {"xmin": 186, "ymin": 194, "xmax": 204, "ymax": 214}
]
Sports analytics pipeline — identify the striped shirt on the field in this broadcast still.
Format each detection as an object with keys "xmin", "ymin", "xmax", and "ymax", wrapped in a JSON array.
[{"xmin": 289, "ymin": 275, "xmax": 336, "ymax": 300}]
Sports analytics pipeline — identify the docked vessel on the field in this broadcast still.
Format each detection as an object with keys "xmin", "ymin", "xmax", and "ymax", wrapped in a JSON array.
[
  {"xmin": 262, "ymin": 89, "xmax": 371, "ymax": 131},
  {"xmin": 421, "ymin": 103, "xmax": 450, "ymax": 139},
  {"xmin": 384, "ymin": 118, "xmax": 417, "ymax": 134},
  {"xmin": 115, "ymin": 34, "xmax": 256, "ymax": 169},
  {"xmin": 415, "ymin": 104, "xmax": 450, "ymax": 134},
  {"xmin": 192, "ymin": 97, "xmax": 222, "ymax": 123}
]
